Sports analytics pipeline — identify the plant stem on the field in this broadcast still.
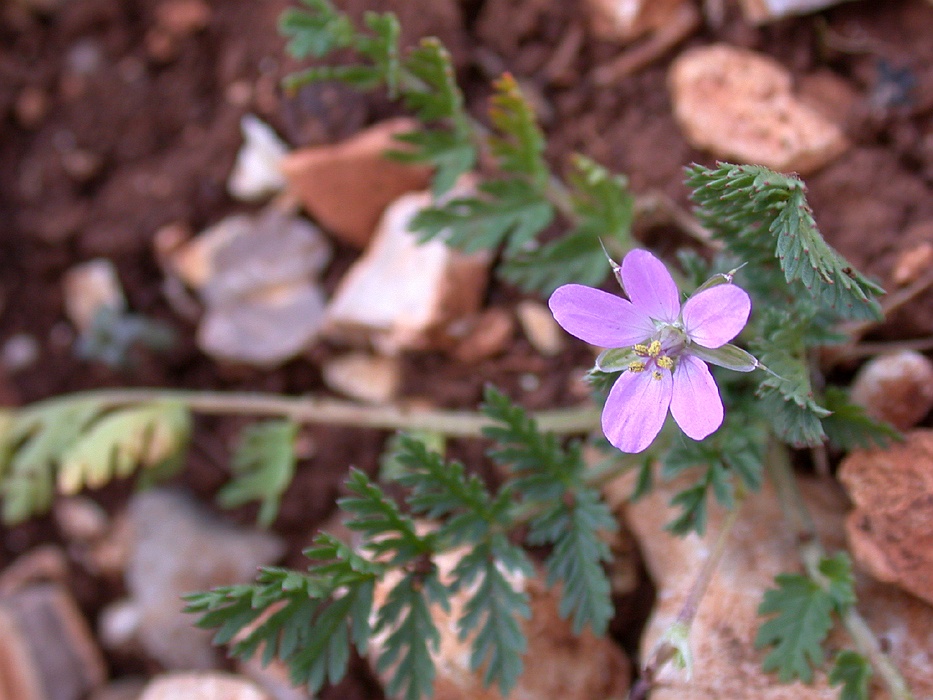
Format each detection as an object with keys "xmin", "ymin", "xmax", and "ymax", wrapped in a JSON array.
[
  {"xmin": 629, "ymin": 494, "xmax": 745, "ymax": 700},
  {"xmin": 766, "ymin": 440, "xmax": 915, "ymax": 700},
  {"xmin": 50, "ymin": 388, "xmax": 602, "ymax": 437}
]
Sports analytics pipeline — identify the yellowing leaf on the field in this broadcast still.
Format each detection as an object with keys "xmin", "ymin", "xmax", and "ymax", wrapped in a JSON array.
[{"xmin": 58, "ymin": 402, "xmax": 191, "ymax": 494}]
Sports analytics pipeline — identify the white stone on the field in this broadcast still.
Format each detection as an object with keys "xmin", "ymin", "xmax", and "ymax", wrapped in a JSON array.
[
  {"xmin": 669, "ymin": 44, "xmax": 848, "ymax": 174},
  {"xmin": 139, "ymin": 672, "xmax": 270, "ymax": 700},
  {"xmin": 63, "ymin": 259, "xmax": 127, "ymax": 332},
  {"xmin": 583, "ymin": 0, "xmax": 692, "ymax": 42},
  {"xmin": 739, "ymin": 0, "xmax": 856, "ymax": 24},
  {"xmin": 324, "ymin": 191, "xmax": 491, "ymax": 354},
  {"xmin": 228, "ymin": 115, "xmax": 289, "ymax": 202},
  {"xmin": 516, "ymin": 301, "xmax": 564, "ymax": 356}
]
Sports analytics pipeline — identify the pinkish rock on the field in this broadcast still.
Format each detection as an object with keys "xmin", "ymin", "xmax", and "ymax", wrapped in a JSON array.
[
  {"xmin": 838, "ymin": 430, "xmax": 933, "ymax": 607},
  {"xmin": 605, "ymin": 469, "xmax": 933, "ymax": 699},
  {"xmin": 849, "ymin": 350, "xmax": 933, "ymax": 430},
  {"xmin": 669, "ymin": 44, "xmax": 849, "ymax": 174},
  {"xmin": 280, "ymin": 118, "xmax": 432, "ymax": 248},
  {"xmin": 139, "ymin": 673, "xmax": 269, "ymax": 700},
  {"xmin": 324, "ymin": 191, "xmax": 491, "ymax": 354},
  {"xmin": 321, "ymin": 352, "xmax": 402, "ymax": 404},
  {"xmin": 582, "ymin": 0, "xmax": 693, "ymax": 43}
]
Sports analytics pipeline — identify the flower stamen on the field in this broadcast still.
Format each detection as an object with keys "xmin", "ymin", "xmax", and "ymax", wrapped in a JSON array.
[
  {"xmin": 628, "ymin": 361, "xmax": 647, "ymax": 372},
  {"xmin": 656, "ymin": 355, "xmax": 675, "ymax": 371}
]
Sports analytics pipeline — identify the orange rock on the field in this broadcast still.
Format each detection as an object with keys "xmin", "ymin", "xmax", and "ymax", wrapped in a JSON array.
[
  {"xmin": 669, "ymin": 44, "xmax": 849, "ymax": 174},
  {"xmin": 849, "ymin": 350, "xmax": 933, "ymax": 430},
  {"xmin": 281, "ymin": 118, "xmax": 432, "ymax": 248},
  {"xmin": 838, "ymin": 430, "xmax": 933, "ymax": 607}
]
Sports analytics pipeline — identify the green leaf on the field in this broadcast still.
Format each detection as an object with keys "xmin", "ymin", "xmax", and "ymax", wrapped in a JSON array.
[
  {"xmin": 500, "ymin": 230, "xmax": 611, "ymax": 294},
  {"xmin": 217, "ymin": 420, "xmax": 298, "ymax": 527},
  {"xmin": 756, "ymin": 573, "xmax": 835, "ymax": 682},
  {"xmin": 412, "ymin": 179, "xmax": 554, "ymax": 256},
  {"xmin": 686, "ymin": 163, "xmax": 883, "ymax": 321},
  {"xmin": 58, "ymin": 402, "xmax": 191, "ymax": 495},
  {"xmin": 829, "ymin": 650, "xmax": 872, "ymax": 700},
  {"xmin": 487, "ymin": 74, "xmax": 548, "ymax": 185},
  {"xmin": 279, "ymin": 0, "xmax": 354, "ymax": 59},
  {"xmin": 818, "ymin": 552, "xmax": 856, "ymax": 611},
  {"xmin": 821, "ymin": 386, "xmax": 901, "ymax": 451}
]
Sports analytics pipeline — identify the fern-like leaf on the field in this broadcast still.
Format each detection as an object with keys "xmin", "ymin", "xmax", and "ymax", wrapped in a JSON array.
[
  {"xmin": 217, "ymin": 420, "xmax": 298, "ymax": 527},
  {"xmin": 821, "ymin": 386, "xmax": 901, "ymax": 450},
  {"xmin": 279, "ymin": 0, "xmax": 354, "ymax": 59},
  {"xmin": 487, "ymin": 74, "xmax": 548, "ymax": 186},
  {"xmin": 830, "ymin": 650, "xmax": 872, "ymax": 700}
]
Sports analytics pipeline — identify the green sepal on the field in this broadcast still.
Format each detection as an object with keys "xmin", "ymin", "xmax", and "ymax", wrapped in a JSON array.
[
  {"xmin": 595, "ymin": 348, "xmax": 637, "ymax": 372},
  {"xmin": 688, "ymin": 343, "xmax": 759, "ymax": 373}
]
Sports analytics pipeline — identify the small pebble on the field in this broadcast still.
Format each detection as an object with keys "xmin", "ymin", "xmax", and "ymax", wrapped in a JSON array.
[{"xmin": 2, "ymin": 333, "xmax": 40, "ymax": 372}]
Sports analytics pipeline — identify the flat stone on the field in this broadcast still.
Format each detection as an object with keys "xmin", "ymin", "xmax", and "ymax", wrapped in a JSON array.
[
  {"xmin": 605, "ymin": 470, "xmax": 933, "ymax": 698},
  {"xmin": 838, "ymin": 430, "xmax": 933, "ymax": 607},
  {"xmin": 669, "ymin": 44, "xmax": 849, "ymax": 174},
  {"xmin": 139, "ymin": 673, "xmax": 269, "ymax": 700},
  {"xmin": 448, "ymin": 308, "xmax": 515, "ymax": 364},
  {"xmin": 849, "ymin": 350, "xmax": 933, "ymax": 430},
  {"xmin": 583, "ymin": 0, "xmax": 693, "ymax": 42},
  {"xmin": 63, "ymin": 259, "xmax": 127, "ymax": 332},
  {"xmin": 228, "ymin": 115, "xmax": 289, "ymax": 202},
  {"xmin": 369, "ymin": 545, "xmax": 630, "ymax": 700},
  {"xmin": 516, "ymin": 301, "xmax": 564, "ymax": 356},
  {"xmin": 321, "ymin": 352, "xmax": 401, "ymax": 404},
  {"xmin": 738, "ymin": 0, "xmax": 856, "ymax": 23},
  {"xmin": 105, "ymin": 489, "xmax": 285, "ymax": 670},
  {"xmin": 0, "ymin": 583, "xmax": 107, "ymax": 700},
  {"xmin": 892, "ymin": 241, "xmax": 933, "ymax": 286},
  {"xmin": 324, "ymin": 191, "xmax": 491, "ymax": 354},
  {"xmin": 280, "ymin": 118, "xmax": 432, "ymax": 248}
]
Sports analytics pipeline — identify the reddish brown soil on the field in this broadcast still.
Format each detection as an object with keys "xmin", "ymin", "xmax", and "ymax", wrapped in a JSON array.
[{"xmin": 2, "ymin": 0, "xmax": 933, "ymax": 696}]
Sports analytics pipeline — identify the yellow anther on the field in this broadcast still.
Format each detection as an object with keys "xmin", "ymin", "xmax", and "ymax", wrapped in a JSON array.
[
  {"xmin": 656, "ymin": 355, "xmax": 674, "ymax": 370},
  {"xmin": 633, "ymin": 344, "xmax": 650, "ymax": 356},
  {"xmin": 652, "ymin": 371, "xmax": 663, "ymax": 381},
  {"xmin": 647, "ymin": 340, "xmax": 662, "ymax": 357},
  {"xmin": 628, "ymin": 361, "xmax": 647, "ymax": 372}
]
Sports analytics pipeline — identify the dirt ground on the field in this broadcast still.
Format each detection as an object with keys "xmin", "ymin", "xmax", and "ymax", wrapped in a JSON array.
[{"xmin": 2, "ymin": 0, "xmax": 933, "ymax": 695}]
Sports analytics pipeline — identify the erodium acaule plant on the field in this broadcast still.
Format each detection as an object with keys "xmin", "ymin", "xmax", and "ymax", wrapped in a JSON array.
[{"xmin": 549, "ymin": 249, "xmax": 758, "ymax": 453}]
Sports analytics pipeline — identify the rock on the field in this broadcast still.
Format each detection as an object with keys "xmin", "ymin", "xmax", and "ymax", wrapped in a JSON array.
[
  {"xmin": 63, "ymin": 259, "xmax": 127, "ymax": 332},
  {"xmin": 605, "ymin": 471, "xmax": 933, "ymax": 699},
  {"xmin": 154, "ymin": 0, "xmax": 211, "ymax": 37},
  {"xmin": 236, "ymin": 656, "xmax": 311, "ymax": 700},
  {"xmin": 669, "ymin": 44, "xmax": 849, "ymax": 174},
  {"xmin": 516, "ymin": 300, "xmax": 564, "ymax": 356},
  {"xmin": 796, "ymin": 70, "xmax": 859, "ymax": 128},
  {"xmin": 324, "ymin": 191, "xmax": 491, "ymax": 354},
  {"xmin": 54, "ymin": 496, "xmax": 110, "ymax": 543},
  {"xmin": 103, "ymin": 489, "xmax": 285, "ymax": 670},
  {"xmin": 228, "ymin": 115, "xmax": 289, "ymax": 202},
  {"xmin": 892, "ymin": 241, "xmax": 933, "ymax": 286},
  {"xmin": 1, "ymin": 333, "xmax": 40, "ymax": 372},
  {"xmin": 139, "ymin": 673, "xmax": 269, "ymax": 700},
  {"xmin": 0, "ymin": 583, "xmax": 107, "ymax": 700},
  {"xmin": 448, "ymin": 308, "xmax": 515, "ymax": 364},
  {"xmin": 322, "ymin": 352, "xmax": 401, "ymax": 404},
  {"xmin": 88, "ymin": 677, "xmax": 147, "ymax": 700},
  {"xmin": 849, "ymin": 351, "xmax": 933, "ymax": 430},
  {"xmin": 14, "ymin": 86, "xmax": 48, "ymax": 129},
  {"xmin": 583, "ymin": 0, "xmax": 693, "ymax": 43},
  {"xmin": 838, "ymin": 430, "xmax": 933, "ymax": 607},
  {"xmin": 369, "ymin": 546, "xmax": 630, "ymax": 700},
  {"xmin": 169, "ymin": 209, "xmax": 332, "ymax": 367},
  {"xmin": 280, "ymin": 118, "xmax": 432, "ymax": 248},
  {"xmin": 738, "ymin": 0, "xmax": 856, "ymax": 24},
  {"xmin": 0, "ymin": 545, "xmax": 70, "ymax": 595}
]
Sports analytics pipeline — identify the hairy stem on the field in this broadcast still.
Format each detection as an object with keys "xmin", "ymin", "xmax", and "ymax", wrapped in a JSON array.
[
  {"xmin": 629, "ymin": 495, "xmax": 745, "ymax": 700},
  {"xmin": 767, "ymin": 440, "xmax": 914, "ymax": 700},
  {"xmin": 42, "ymin": 388, "xmax": 602, "ymax": 437}
]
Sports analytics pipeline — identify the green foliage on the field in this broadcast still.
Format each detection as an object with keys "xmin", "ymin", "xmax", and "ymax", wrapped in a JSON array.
[
  {"xmin": 661, "ymin": 419, "xmax": 765, "ymax": 536},
  {"xmin": 821, "ymin": 386, "xmax": 901, "ymax": 450},
  {"xmin": 216, "ymin": 420, "xmax": 298, "ymax": 527},
  {"xmin": 487, "ymin": 74, "xmax": 549, "ymax": 185},
  {"xmin": 279, "ymin": 0, "xmax": 355, "ymax": 59},
  {"xmin": 686, "ymin": 163, "xmax": 883, "ymax": 321},
  {"xmin": 0, "ymin": 398, "xmax": 191, "ymax": 523},
  {"xmin": 830, "ymin": 651, "xmax": 872, "ymax": 700},
  {"xmin": 756, "ymin": 553, "xmax": 856, "ymax": 683}
]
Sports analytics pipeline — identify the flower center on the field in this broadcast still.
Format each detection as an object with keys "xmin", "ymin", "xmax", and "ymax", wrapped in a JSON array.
[{"xmin": 627, "ymin": 326, "xmax": 687, "ymax": 379}]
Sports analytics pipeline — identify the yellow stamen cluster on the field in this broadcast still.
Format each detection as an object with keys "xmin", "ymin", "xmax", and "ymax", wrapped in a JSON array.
[
  {"xmin": 652, "ymin": 371, "xmax": 663, "ymax": 380},
  {"xmin": 628, "ymin": 361, "xmax": 647, "ymax": 372},
  {"xmin": 647, "ymin": 340, "xmax": 662, "ymax": 357},
  {"xmin": 633, "ymin": 343, "xmax": 650, "ymax": 356},
  {"xmin": 656, "ymin": 356, "xmax": 674, "ymax": 370}
]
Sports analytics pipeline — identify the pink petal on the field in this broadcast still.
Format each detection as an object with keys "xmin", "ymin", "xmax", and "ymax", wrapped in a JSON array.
[
  {"xmin": 602, "ymin": 368, "xmax": 673, "ymax": 453},
  {"xmin": 621, "ymin": 249, "xmax": 681, "ymax": 323},
  {"xmin": 549, "ymin": 284, "xmax": 655, "ymax": 347},
  {"xmin": 670, "ymin": 355, "xmax": 723, "ymax": 440},
  {"xmin": 681, "ymin": 285, "xmax": 751, "ymax": 349}
]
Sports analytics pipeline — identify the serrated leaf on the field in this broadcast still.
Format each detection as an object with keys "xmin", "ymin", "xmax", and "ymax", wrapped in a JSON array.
[
  {"xmin": 686, "ymin": 163, "xmax": 883, "ymax": 321},
  {"xmin": 58, "ymin": 402, "xmax": 191, "ymax": 495},
  {"xmin": 756, "ymin": 573, "xmax": 835, "ymax": 683},
  {"xmin": 829, "ymin": 650, "xmax": 872, "ymax": 700},
  {"xmin": 278, "ymin": 0, "xmax": 355, "ymax": 59},
  {"xmin": 411, "ymin": 179, "xmax": 554, "ymax": 255},
  {"xmin": 821, "ymin": 386, "xmax": 901, "ymax": 451},
  {"xmin": 217, "ymin": 420, "xmax": 298, "ymax": 527},
  {"xmin": 818, "ymin": 552, "xmax": 856, "ymax": 611},
  {"xmin": 487, "ymin": 73, "xmax": 548, "ymax": 185},
  {"xmin": 500, "ymin": 230, "xmax": 611, "ymax": 294}
]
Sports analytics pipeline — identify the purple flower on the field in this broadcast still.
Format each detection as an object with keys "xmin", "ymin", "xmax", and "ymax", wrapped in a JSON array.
[{"xmin": 549, "ymin": 249, "xmax": 755, "ymax": 453}]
